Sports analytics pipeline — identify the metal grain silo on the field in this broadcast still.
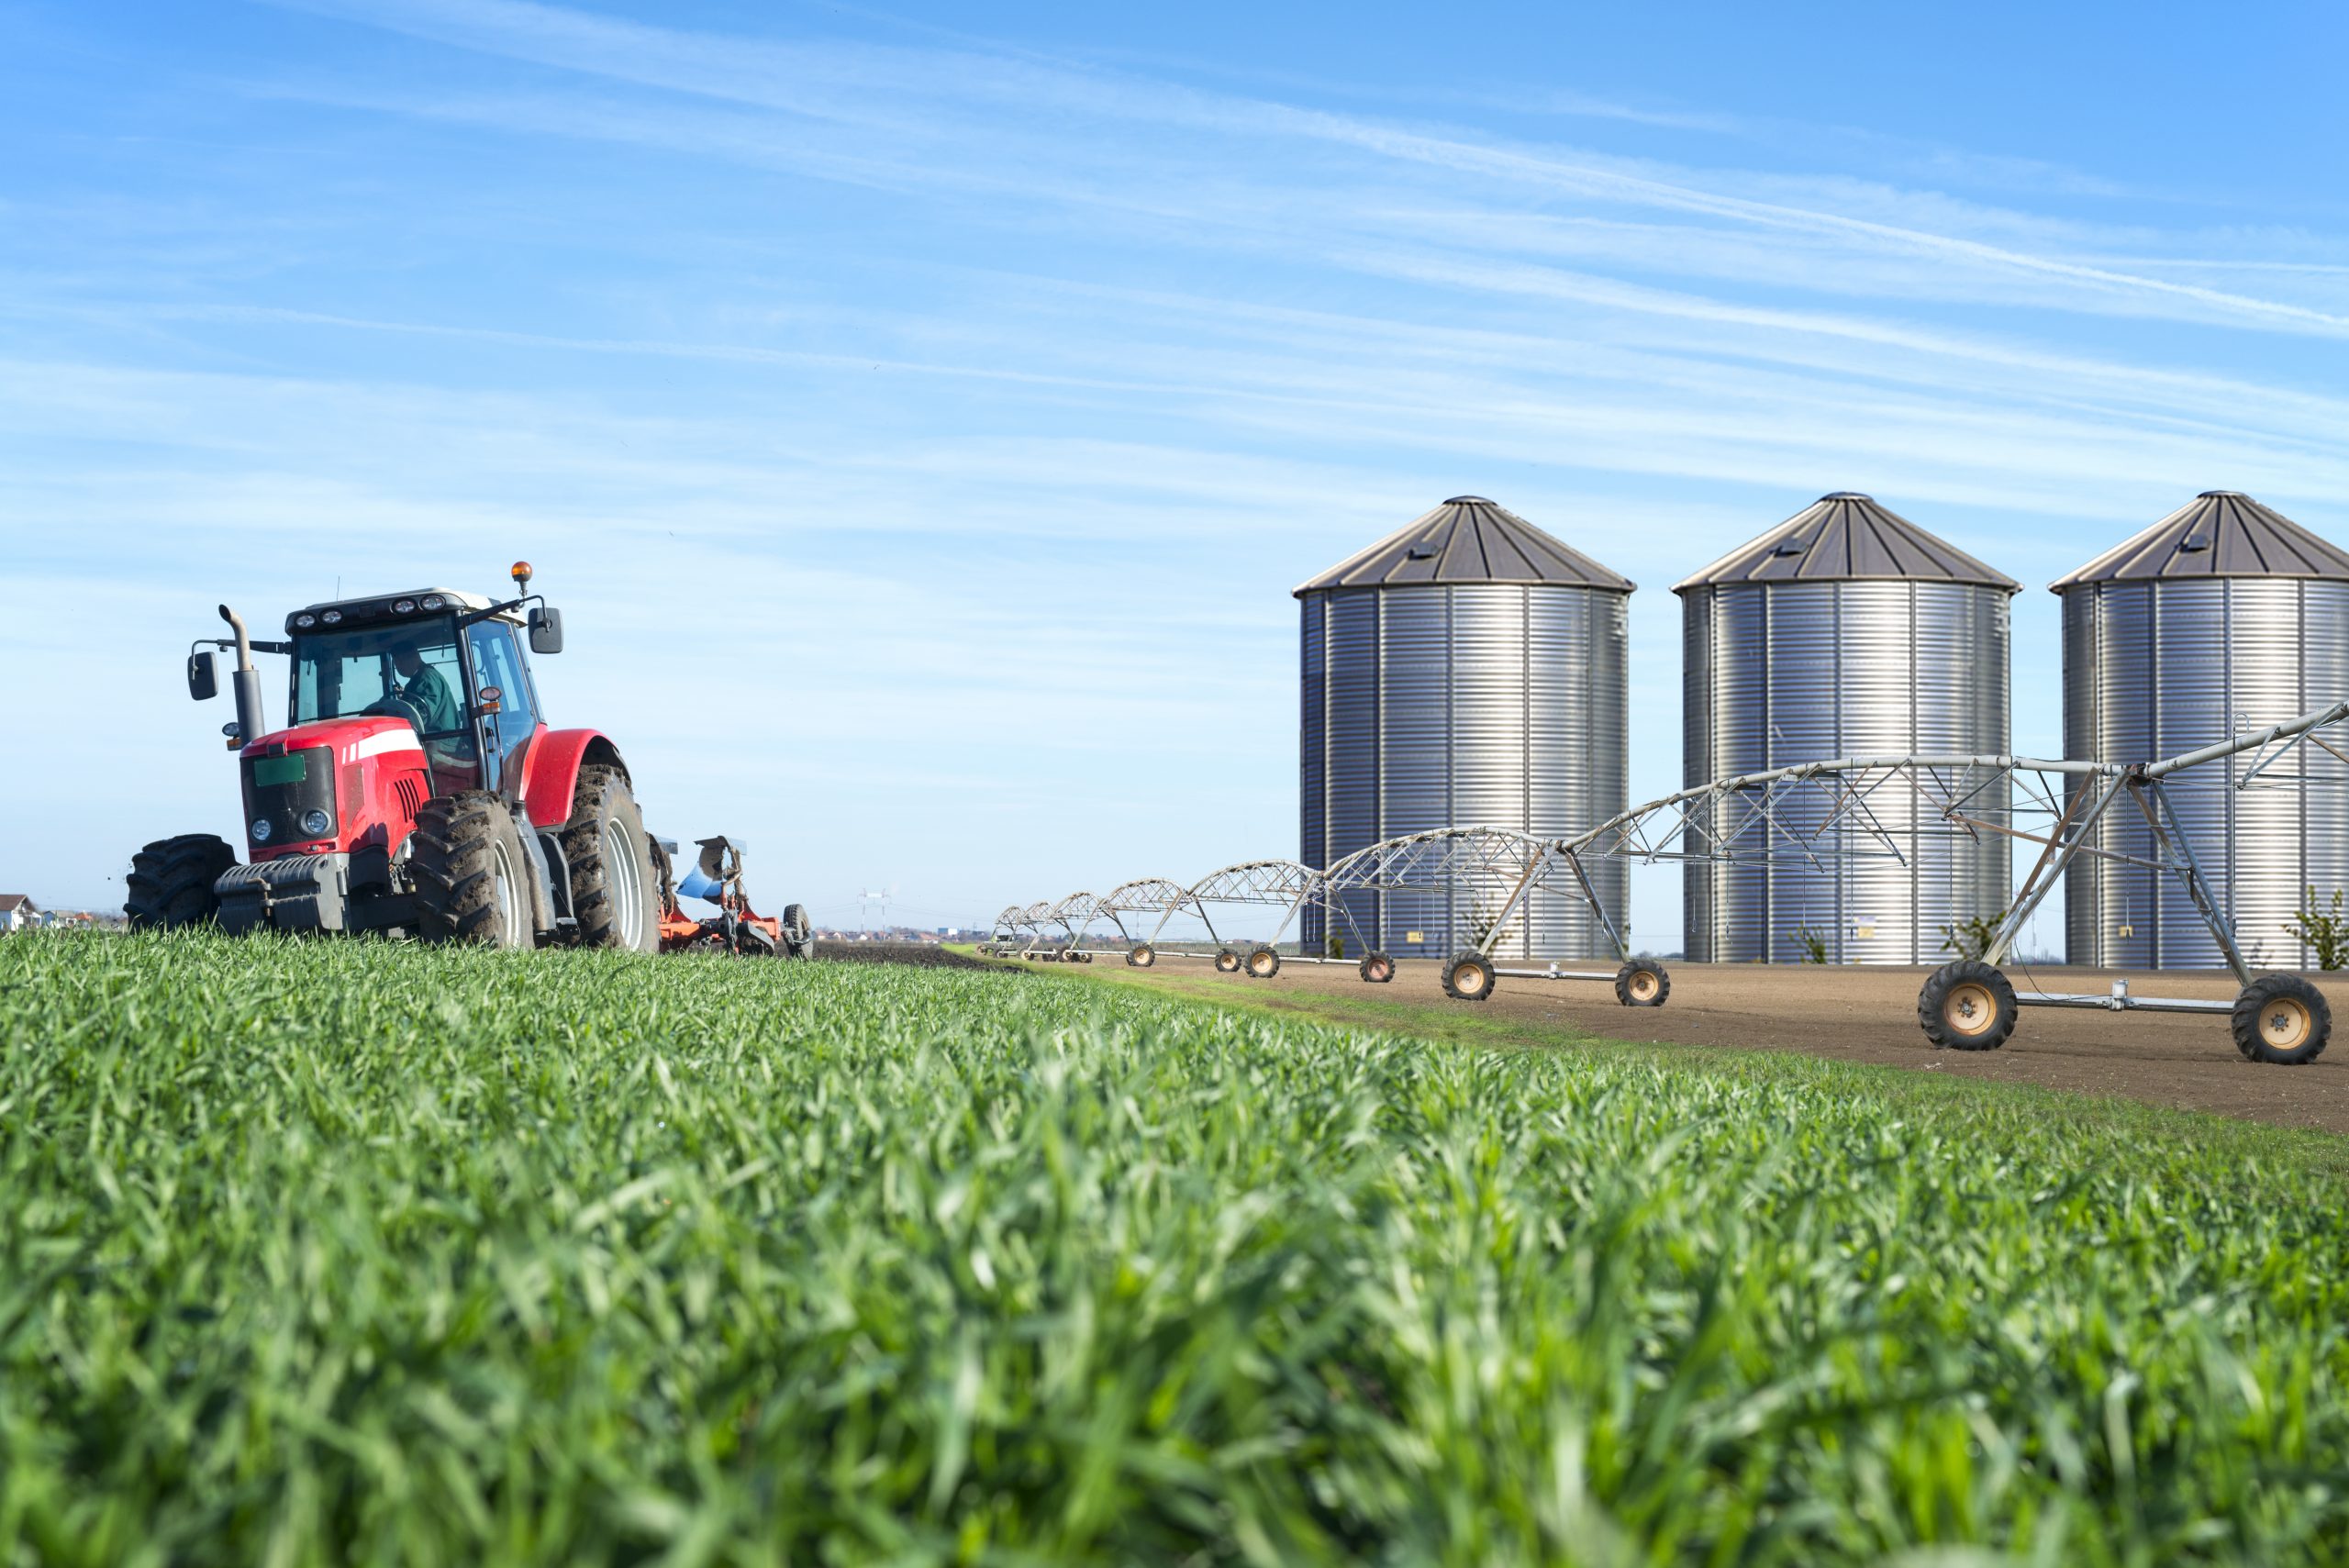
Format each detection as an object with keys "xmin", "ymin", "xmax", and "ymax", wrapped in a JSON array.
[
  {"xmin": 1678, "ymin": 493, "xmax": 2017, "ymax": 963},
  {"xmin": 2056, "ymin": 491, "xmax": 2349, "ymax": 970},
  {"xmin": 1298, "ymin": 496, "xmax": 1631, "ymax": 961}
]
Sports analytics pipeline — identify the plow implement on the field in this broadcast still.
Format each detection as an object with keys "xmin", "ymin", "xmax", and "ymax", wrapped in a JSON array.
[{"xmin": 654, "ymin": 836, "xmax": 814, "ymax": 959}]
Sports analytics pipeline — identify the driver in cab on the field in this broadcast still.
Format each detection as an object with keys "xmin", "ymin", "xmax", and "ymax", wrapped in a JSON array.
[{"xmin": 389, "ymin": 640, "xmax": 462, "ymax": 737}]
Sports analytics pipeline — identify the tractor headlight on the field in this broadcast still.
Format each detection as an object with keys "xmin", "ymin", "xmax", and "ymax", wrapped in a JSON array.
[
  {"xmin": 394, "ymin": 598, "xmax": 417, "ymax": 614},
  {"xmin": 420, "ymin": 594, "xmax": 445, "ymax": 610},
  {"xmin": 251, "ymin": 817, "xmax": 274, "ymax": 842},
  {"xmin": 299, "ymin": 808, "xmax": 332, "ymax": 838},
  {"xmin": 294, "ymin": 613, "xmax": 317, "ymax": 628},
  {"xmin": 321, "ymin": 609, "xmax": 342, "ymax": 625}
]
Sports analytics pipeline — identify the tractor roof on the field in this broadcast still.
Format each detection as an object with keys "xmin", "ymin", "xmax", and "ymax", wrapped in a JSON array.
[
  {"xmin": 285, "ymin": 587, "xmax": 522, "ymax": 635},
  {"xmin": 295, "ymin": 587, "xmax": 495, "ymax": 615}
]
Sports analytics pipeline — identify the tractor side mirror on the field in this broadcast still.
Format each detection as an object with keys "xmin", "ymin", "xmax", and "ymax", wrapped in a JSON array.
[
  {"xmin": 528, "ymin": 606, "xmax": 564, "ymax": 655},
  {"xmin": 187, "ymin": 650, "xmax": 218, "ymax": 701}
]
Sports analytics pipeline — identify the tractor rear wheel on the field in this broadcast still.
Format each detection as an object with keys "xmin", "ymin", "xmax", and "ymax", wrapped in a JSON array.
[
  {"xmin": 411, "ymin": 791, "xmax": 533, "ymax": 948},
  {"xmin": 125, "ymin": 833, "xmax": 235, "ymax": 929},
  {"xmin": 562, "ymin": 765, "xmax": 659, "ymax": 952}
]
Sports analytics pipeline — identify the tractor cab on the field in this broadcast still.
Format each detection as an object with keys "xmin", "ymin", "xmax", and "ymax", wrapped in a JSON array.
[{"xmin": 278, "ymin": 587, "xmax": 553, "ymax": 799}]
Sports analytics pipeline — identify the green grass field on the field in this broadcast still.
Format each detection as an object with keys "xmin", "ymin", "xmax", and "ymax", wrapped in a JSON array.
[{"xmin": 5, "ymin": 933, "xmax": 2348, "ymax": 1566}]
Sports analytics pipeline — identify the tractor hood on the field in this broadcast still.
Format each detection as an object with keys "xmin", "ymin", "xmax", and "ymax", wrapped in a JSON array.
[
  {"xmin": 239, "ymin": 713, "xmax": 425, "ymax": 769},
  {"xmin": 237, "ymin": 715, "xmax": 431, "ymax": 861}
]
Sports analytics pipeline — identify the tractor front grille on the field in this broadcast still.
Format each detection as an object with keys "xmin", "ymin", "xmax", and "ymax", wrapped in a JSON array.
[{"xmin": 241, "ymin": 744, "xmax": 337, "ymax": 850}]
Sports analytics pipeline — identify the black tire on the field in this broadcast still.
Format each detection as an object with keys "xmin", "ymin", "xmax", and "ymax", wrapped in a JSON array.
[
  {"xmin": 1359, "ymin": 951, "xmax": 1395, "ymax": 984},
  {"xmin": 1615, "ymin": 959, "xmax": 1671, "ymax": 1007},
  {"xmin": 1245, "ymin": 944, "xmax": 1281, "ymax": 979},
  {"xmin": 1214, "ymin": 947, "xmax": 1241, "ymax": 973},
  {"xmin": 1127, "ymin": 942, "xmax": 1156, "ymax": 968},
  {"xmin": 411, "ymin": 790, "xmax": 533, "ymax": 949},
  {"xmin": 1917, "ymin": 960, "xmax": 2017, "ymax": 1051},
  {"xmin": 2232, "ymin": 975, "xmax": 2331, "ymax": 1065},
  {"xmin": 781, "ymin": 903, "xmax": 815, "ymax": 960},
  {"xmin": 124, "ymin": 834, "xmax": 236, "ymax": 930},
  {"xmin": 562, "ymin": 766, "xmax": 658, "ymax": 952},
  {"xmin": 1442, "ymin": 951, "xmax": 1495, "ymax": 1002}
]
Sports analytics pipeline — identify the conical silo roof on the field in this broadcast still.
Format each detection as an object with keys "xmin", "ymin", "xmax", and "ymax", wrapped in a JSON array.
[
  {"xmin": 1673, "ymin": 492, "xmax": 2019, "ymax": 595},
  {"xmin": 1293, "ymin": 496, "xmax": 1634, "ymax": 596},
  {"xmin": 2048, "ymin": 491, "xmax": 2349, "ymax": 592}
]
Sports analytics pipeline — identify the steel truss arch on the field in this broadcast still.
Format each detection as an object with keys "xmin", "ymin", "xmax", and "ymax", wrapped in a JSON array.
[
  {"xmin": 1297, "ymin": 826, "xmax": 1607, "ymax": 961},
  {"xmin": 1142, "ymin": 859, "xmax": 1322, "ymax": 949}
]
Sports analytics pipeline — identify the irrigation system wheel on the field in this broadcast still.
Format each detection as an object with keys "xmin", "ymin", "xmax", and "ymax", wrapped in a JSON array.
[
  {"xmin": 2232, "ymin": 975, "xmax": 2332, "ymax": 1065},
  {"xmin": 1614, "ymin": 959, "xmax": 1670, "ymax": 1007},
  {"xmin": 1917, "ymin": 960, "xmax": 2017, "ymax": 1051},
  {"xmin": 1214, "ymin": 947, "xmax": 1241, "ymax": 973},
  {"xmin": 1441, "ymin": 951, "xmax": 1495, "ymax": 1002},
  {"xmin": 1358, "ymin": 951, "xmax": 1395, "ymax": 984},
  {"xmin": 1242, "ymin": 944, "xmax": 1281, "ymax": 979},
  {"xmin": 1126, "ymin": 942, "xmax": 1155, "ymax": 967}
]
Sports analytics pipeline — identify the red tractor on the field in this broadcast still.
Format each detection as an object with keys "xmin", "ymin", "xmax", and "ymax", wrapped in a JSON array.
[{"xmin": 125, "ymin": 563, "xmax": 663, "ymax": 950}]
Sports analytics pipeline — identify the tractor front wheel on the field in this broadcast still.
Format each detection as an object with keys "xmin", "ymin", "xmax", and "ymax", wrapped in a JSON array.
[
  {"xmin": 412, "ymin": 791, "xmax": 533, "ymax": 948},
  {"xmin": 125, "ymin": 834, "xmax": 235, "ymax": 929},
  {"xmin": 562, "ymin": 765, "xmax": 659, "ymax": 952}
]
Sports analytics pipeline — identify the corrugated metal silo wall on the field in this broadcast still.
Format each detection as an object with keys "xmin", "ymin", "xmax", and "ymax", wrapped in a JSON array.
[
  {"xmin": 2062, "ymin": 580, "xmax": 2349, "ymax": 969},
  {"xmin": 1301, "ymin": 584, "xmax": 1627, "ymax": 958},
  {"xmin": 1682, "ymin": 582, "xmax": 2010, "ymax": 962}
]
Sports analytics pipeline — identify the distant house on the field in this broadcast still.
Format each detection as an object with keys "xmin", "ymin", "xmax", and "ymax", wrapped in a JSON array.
[{"xmin": 0, "ymin": 895, "xmax": 38, "ymax": 933}]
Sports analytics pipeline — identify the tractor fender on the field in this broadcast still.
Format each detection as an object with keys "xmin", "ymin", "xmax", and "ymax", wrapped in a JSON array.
[{"xmin": 518, "ymin": 728, "xmax": 630, "ymax": 831}]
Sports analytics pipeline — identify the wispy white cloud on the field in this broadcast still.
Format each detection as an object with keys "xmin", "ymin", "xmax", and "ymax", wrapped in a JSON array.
[{"xmin": 276, "ymin": 0, "xmax": 2349, "ymax": 339}]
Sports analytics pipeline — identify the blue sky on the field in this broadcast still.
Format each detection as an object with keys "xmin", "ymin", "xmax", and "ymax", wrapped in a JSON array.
[{"xmin": 3, "ymin": 0, "xmax": 2344, "ymax": 949}]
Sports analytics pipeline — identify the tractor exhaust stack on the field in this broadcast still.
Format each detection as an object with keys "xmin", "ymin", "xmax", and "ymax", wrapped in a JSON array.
[{"xmin": 217, "ymin": 604, "xmax": 265, "ymax": 747}]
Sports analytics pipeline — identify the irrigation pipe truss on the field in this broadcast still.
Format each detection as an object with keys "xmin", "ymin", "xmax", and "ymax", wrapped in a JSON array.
[{"xmin": 987, "ymin": 699, "xmax": 2349, "ymax": 1064}]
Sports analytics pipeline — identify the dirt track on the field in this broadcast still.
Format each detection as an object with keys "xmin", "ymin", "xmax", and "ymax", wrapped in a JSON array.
[
  {"xmin": 817, "ymin": 941, "xmax": 1005, "ymax": 970},
  {"xmin": 1088, "ymin": 954, "xmax": 2349, "ymax": 1135}
]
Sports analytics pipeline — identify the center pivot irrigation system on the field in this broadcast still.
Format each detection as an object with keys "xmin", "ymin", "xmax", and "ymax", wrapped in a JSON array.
[{"xmin": 994, "ymin": 698, "xmax": 2349, "ymax": 1066}]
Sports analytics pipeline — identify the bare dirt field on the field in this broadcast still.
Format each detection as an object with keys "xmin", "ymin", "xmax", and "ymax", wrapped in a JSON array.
[
  {"xmin": 817, "ymin": 940, "xmax": 1007, "ymax": 970},
  {"xmin": 1086, "ymin": 953, "xmax": 2349, "ymax": 1135}
]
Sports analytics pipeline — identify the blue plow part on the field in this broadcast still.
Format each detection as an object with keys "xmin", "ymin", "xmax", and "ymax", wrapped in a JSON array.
[{"xmin": 678, "ymin": 867, "xmax": 724, "ymax": 903}]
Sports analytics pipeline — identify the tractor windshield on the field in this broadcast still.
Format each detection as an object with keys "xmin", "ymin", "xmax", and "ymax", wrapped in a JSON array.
[{"xmin": 289, "ymin": 618, "xmax": 479, "ymax": 785}]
